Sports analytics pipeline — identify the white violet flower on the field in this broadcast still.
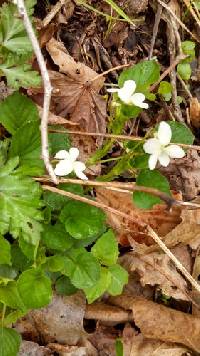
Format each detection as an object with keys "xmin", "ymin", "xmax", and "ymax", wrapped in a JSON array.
[
  {"xmin": 54, "ymin": 148, "xmax": 88, "ymax": 180},
  {"xmin": 143, "ymin": 121, "xmax": 185, "ymax": 170},
  {"xmin": 107, "ymin": 80, "xmax": 148, "ymax": 109}
]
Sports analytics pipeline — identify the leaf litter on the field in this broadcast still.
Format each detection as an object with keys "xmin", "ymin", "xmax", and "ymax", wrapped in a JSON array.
[{"xmin": 3, "ymin": 0, "xmax": 200, "ymax": 354}]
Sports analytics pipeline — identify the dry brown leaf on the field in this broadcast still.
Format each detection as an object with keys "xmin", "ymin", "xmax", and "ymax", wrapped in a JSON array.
[
  {"xmin": 46, "ymin": 38, "xmax": 106, "ymax": 146},
  {"xmin": 37, "ymin": 105, "xmax": 78, "ymax": 126},
  {"xmin": 190, "ymin": 97, "xmax": 200, "ymax": 128},
  {"xmin": 120, "ymin": 250, "xmax": 189, "ymax": 300},
  {"xmin": 110, "ymin": 296, "xmax": 200, "ymax": 352},
  {"xmin": 16, "ymin": 293, "xmax": 87, "ymax": 345},
  {"xmin": 96, "ymin": 188, "xmax": 181, "ymax": 246},
  {"xmin": 164, "ymin": 208, "xmax": 200, "ymax": 249},
  {"xmin": 85, "ymin": 302, "xmax": 132, "ymax": 324},
  {"xmin": 123, "ymin": 332, "xmax": 192, "ymax": 356}
]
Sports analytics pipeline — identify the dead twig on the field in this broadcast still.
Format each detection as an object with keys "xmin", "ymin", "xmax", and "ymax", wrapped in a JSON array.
[
  {"xmin": 42, "ymin": 0, "xmax": 67, "ymax": 27},
  {"xmin": 150, "ymin": 54, "xmax": 186, "ymax": 91},
  {"xmin": 38, "ymin": 177, "xmax": 200, "ymax": 209},
  {"xmin": 16, "ymin": 0, "xmax": 58, "ymax": 184},
  {"xmin": 49, "ymin": 129, "xmax": 200, "ymax": 152},
  {"xmin": 148, "ymin": 4, "xmax": 163, "ymax": 60},
  {"xmin": 91, "ymin": 63, "xmax": 131, "ymax": 82}
]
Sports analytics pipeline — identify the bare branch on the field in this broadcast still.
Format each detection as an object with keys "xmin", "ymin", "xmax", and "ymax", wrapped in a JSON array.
[{"xmin": 15, "ymin": 0, "xmax": 58, "ymax": 184}]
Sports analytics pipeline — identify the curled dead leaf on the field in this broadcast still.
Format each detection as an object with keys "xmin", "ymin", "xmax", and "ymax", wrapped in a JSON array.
[
  {"xmin": 110, "ymin": 296, "xmax": 200, "ymax": 352},
  {"xmin": 190, "ymin": 97, "xmax": 200, "ymax": 128}
]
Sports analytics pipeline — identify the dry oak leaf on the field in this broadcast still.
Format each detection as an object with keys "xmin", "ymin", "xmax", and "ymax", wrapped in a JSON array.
[
  {"xmin": 46, "ymin": 38, "xmax": 106, "ymax": 146},
  {"xmin": 164, "ymin": 208, "xmax": 200, "ymax": 250},
  {"xmin": 96, "ymin": 188, "xmax": 181, "ymax": 246},
  {"xmin": 190, "ymin": 97, "xmax": 200, "ymax": 128},
  {"xmin": 123, "ymin": 332, "xmax": 192, "ymax": 356},
  {"xmin": 110, "ymin": 296, "xmax": 200, "ymax": 353},
  {"xmin": 120, "ymin": 251, "xmax": 189, "ymax": 301}
]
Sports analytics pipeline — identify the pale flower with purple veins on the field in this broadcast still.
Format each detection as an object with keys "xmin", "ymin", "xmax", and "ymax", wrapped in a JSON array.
[
  {"xmin": 107, "ymin": 80, "xmax": 148, "ymax": 109},
  {"xmin": 54, "ymin": 148, "xmax": 88, "ymax": 180},
  {"xmin": 143, "ymin": 121, "xmax": 185, "ymax": 170}
]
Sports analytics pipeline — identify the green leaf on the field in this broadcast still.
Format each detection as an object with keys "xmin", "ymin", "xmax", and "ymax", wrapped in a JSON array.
[
  {"xmin": 0, "ymin": 327, "xmax": 21, "ymax": 356},
  {"xmin": 11, "ymin": 245, "xmax": 31, "ymax": 272},
  {"xmin": 0, "ymin": 281, "xmax": 25, "ymax": 310},
  {"xmin": 0, "ymin": 265, "xmax": 17, "ymax": 282},
  {"xmin": 130, "ymin": 154, "xmax": 149, "ymax": 169},
  {"xmin": 107, "ymin": 265, "xmax": 128, "ymax": 295},
  {"xmin": 17, "ymin": 268, "xmax": 52, "ymax": 309},
  {"xmin": 49, "ymin": 126, "xmax": 71, "ymax": 156},
  {"xmin": 0, "ymin": 1, "xmax": 36, "ymax": 53},
  {"xmin": 158, "ymin": 81, "xmax": 172, "ymax": 101},
  {"xmin": 3, "ymin": 310, "xmax": 25, "ymax": 327},
  {"xmin": 118, "ymin": 60, "xmax": 160, "ymax": 90},
  {"xmin": 55, "ymin": 275, "xmax": 77, "ymax": 296},
  {"xmin": 9, "ymin": 121, "xmax": 44, "ymax": 175},
  {"xmin": 60, "ymin": 200, "xmax": 106, "ymax": 240},
  {"xmin": 63, "ymin": 248, "xmax": 101, "ymax": 289},
  {"xmin": 115, "ymin": 339, "xmax": 123, "ymax": 356},
  {"xmin": 84, "ymin": 267, "xmax": 111, "ymax": 304},
  {"xmin": 45, "ymin": 255, "xmax": 66, "ymax": 272},
  {"xmin": 133, "ymin": 169, "xmax": 171, "ymax": 209},
  {"xmin": 177, "ymin": 63, "xmax": 192, "ymax": 80},
  {"xmin": 44, "ymin": 183, "xmax": 83, "ymax": 211},
  {"xmin": 168, "ymin": 121, "xmax": 194, "ymax": 145},
  {"xmin": 181, "ymin": 40, "xmax": 195, "ymax": 62},
  {"xmin": 0, "ymin": 236, "xmax": 11, "ymax": 266},
  {"xmin": 19, "ymin": 237, "xmax": 37, "ymax": 261},
  {"xmin": 91, "ymin": 230, "xmax": 118, "ymax": 266},
  {"xmin": 0, "ymin": 63, "xmax": 41, "ymax": 89},
  {"xmin": 0, "ymin": 157, "xmax": 43, "ymax": 245},
  {"xmin": 0, "ymin": 92, "xmax": 39, "ymax": 135},
  {"xmin": 42, "ymin": 223, "xmax": 74, "ymax": 251}
]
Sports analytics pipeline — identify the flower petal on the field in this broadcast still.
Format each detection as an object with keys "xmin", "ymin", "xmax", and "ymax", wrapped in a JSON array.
[
  {"xmin": 143, "ymin": 138, "xmax": 161, "ymax": 154},
  {"xmin": 54, "ymin": 159, "xmax": 73, "ymax": 176},
  {"xmin": 131, "ymin": 93, "xmax": 148, "ymax": 109},
  {"xmin": 157, "ymin": 121, "xmax": 172, "ymax": 145},
  {"xmin": 69, "ymin": 147, "xmax": 79, "ymax": 161},
  {"xmin": 158, "ymin": 152, "xmax": 170, "ymax": 167},
  {"xmin": 54, "ymin": 150, "xmax": 70, "ymax": 160},
  {"xmin": 148, "ymin": 154, "xmax": 158, "ymax": 170},
  {"xmin": 165, "ymin": 145, "xmax": 185, "ymax": 158},
  {"xmin": 107, "ymin": 88, "xmax": 119, "ymax": 93},
  {"xmin": 73, "ymin": 161, "xmax": 88, "ymax": 180},
  {"xmin": 122, "ymin": 80, "xmax": 136, "ymax": 94}
]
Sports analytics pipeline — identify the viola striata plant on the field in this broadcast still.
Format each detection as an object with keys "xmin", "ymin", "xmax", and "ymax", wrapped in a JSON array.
[{"xmin": 54, "ymin": 148, "xmax": 88, "ymax": 180}]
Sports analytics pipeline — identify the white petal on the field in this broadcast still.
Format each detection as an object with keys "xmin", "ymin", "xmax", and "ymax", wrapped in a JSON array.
[
  {"xmin": 73, "ymin": 161, "xmax": 88, "ymax": 180},
  {"xmin": 69, "ymin": 147, "xmax": 79, "ymax": 161},
  {"xmin": 54, "ymin": 159, "xmax": 73, "ymax": 176},
  {"xmin": 131, "ymin": 93, "xmax": 148, "ymax": 109},
  {"xmin": 148, "ymin": 154, "xmax": 158, "ymax": 170},
  {"xmin": 165, "ymin": 145, "xmax": 185, "ymax": 158},
  {"xmin": 158, "ymin": 152, "xmax": 170, "ymax": 167},
  {"xmin": 54, "ymin": 150, "xmax": 70, "ymax": 160},
  {"xmin": 107, "ymin": 88, "xmax": 119, "ymax": 93},
  {"xmin": 143, "ymin": 138, "xmax": 161, "ymax": 154},
  {"xmin": 157, "ymin": 121, "xmax": 172, "ymax": 145},
  {"xmin": 118, "ymin": 88, "xmax": 132, "ymax": 104},
  {"xmin": 122, "ymin": 80, "xmax": 136, "ymax": 94}
]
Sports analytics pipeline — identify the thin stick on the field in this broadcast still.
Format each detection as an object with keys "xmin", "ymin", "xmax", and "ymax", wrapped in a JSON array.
[
  {"xmin": 16, "ymin": 0, "xmax": 58, "ymax": 184},
  {"xmin": 37, "ymin": 177, "xmax": 200, "ymax": 209},
  {"xmin": 91, "ymin": 64, "xmax": 131, "ymax": 82},
  {"xmin": 147, "ymin": 226, "xmax": 200, "ymax": 293},
  {"xmin": 49, "ymin": 129, "xmax": 200, "ymax": 152},
  {"xmin": 148, "ymin": 4, "xmax": 163, "ymax": 60},
  {"xmin": 157, "ymin": 0, "xmax": 200, "ymax": 42},
  {"xmin": 177, "ymin": 73, "xmax": 193, "ymax": 99},
  {"xmin": 42, "ymin": 185, "xmax": 146, "ymax": 228},
  {"xmin": 42, "ymin": 0, "xmax": 67, "ymax": 27},
  {"xmin": 42, "ymin": 185, "xmax": 200, "ymax": 294},
  {"xmin": 150, "ymin": 54, "xmax": 186, "ymax": 91}
]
